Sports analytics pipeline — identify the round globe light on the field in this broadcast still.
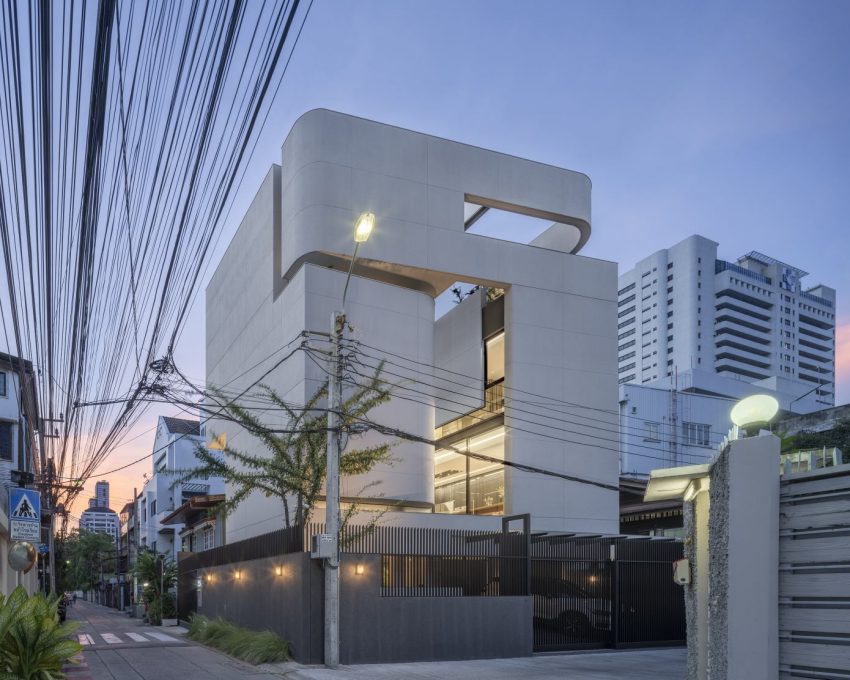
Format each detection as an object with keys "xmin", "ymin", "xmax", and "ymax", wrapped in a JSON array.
[{"xmin": 730, "ymin": 394, "xmax": 780, "ymax": 428}]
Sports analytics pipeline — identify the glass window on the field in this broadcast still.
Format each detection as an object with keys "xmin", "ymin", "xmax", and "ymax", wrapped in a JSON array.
[
  {"xmin": 0, "ymin": 422, "xmax": 12, "ymax": 460},
  {"xmin": 643, "ymin": 421, "xmax": 661, "ymax": 443},
  {"xmin": 467, "ymin": 427, "xmax": 505, "ymax": 515},
  {"xmin": 0, "ymin": 372, "xmax": 6, "ymax": 397},
  {"xmin": 434, "ymin": 444, "xmax": 468, "ymax": 514},
  {"xmin": 434, "ymin": 427, "xmax": 504, "ymax": 516},
  {"xmin": 682, "ymin": 422, "xmax": 711, "ymax": 447},
  {"xmin": 485, "ymin": 332, "xmax": 505, "ymax": 385}
]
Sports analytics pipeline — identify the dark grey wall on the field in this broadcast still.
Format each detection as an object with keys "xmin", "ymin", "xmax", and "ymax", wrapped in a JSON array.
[
  {"xmin": 340, "ymin": 554, "xmax": 532, "ymax": 664},
  {"xmin": 196, "ymin": 552, "xmax": 324, "ymax": 662},
  {"xmin": 194, "ymin": 552, "xmax": 532, "ymax": 664}
]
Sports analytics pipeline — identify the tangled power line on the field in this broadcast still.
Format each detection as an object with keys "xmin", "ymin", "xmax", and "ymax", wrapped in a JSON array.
[{"xmin": 0, "ymin": 0, "xmax": 313, "ymax": 516}]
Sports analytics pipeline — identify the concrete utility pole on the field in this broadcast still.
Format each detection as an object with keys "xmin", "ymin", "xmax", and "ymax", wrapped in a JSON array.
[
  {"xmin": 323, "ymin": 211, "xmax": 374, "ymax": 668},
  {"xmin": 323, "ymin": 310, "xmax": 344, "ymax": 668}
]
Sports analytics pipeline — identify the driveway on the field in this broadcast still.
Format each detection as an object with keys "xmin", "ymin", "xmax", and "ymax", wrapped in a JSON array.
[{"xmin": 272, "ymin": 648, "xmax": 687, "ymax": 679}]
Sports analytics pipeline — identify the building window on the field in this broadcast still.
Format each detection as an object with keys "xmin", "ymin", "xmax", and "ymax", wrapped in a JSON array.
[
  {"xmin": 485, "ymin": 332, "xmax": 505, "ymax": 386},
  {"xmin": 150, "ymin": 500, "xmax": 157, "ymax": 516},
  {"xmin": 683, "ymin": 422, "xmax": 711, "ymax": 447},
  {"xmin": 202, "ymin": 525, "xmax": 215, "ymax": 551},
  {"xmin": 435, "ymin": 426, "xmax": 504, "ymax": 516},
  {"xmin": 644, "ymin": 421, "xmax": 661, "ymax": 442},
  {"xmin": 0, "ymin": 372, "xmax": 6, "ymax": 397},
  {"xmin": 0, "ymin": 422, "xmax": 12, "ymax": 461}
]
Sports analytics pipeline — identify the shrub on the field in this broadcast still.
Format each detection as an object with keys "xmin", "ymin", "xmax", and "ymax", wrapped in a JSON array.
[
  {"xmin": 0, "ymin": 586, "xmax": 82, "ymax": 679},
  {"xmin": 187, "ymin": 615, "xmax": 289, "ymax": 665}
]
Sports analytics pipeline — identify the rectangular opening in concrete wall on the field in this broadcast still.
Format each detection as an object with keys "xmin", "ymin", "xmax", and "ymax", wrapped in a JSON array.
[{"xmin": 463, "ymin": 200, "xmax": 581, "ymax": 252}]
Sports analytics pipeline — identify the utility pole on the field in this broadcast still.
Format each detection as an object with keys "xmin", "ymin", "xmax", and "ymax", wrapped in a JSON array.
[
  {"xmin": 323, "ymin": 310, "xmax": 344, "ymax": 668},
  {"xmin": 323, "ymin": 211, "xmax": 374, "ymax": 668}
]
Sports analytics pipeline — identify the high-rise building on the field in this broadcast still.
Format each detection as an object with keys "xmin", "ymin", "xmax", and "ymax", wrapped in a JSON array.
[
  {"xmin": 617, "ymin": 235, "xmax": 835, "ymax": 410},
  {"xmin": 95, "ymin": 480, "xmax": 109, "ymax": 508},
  {"xmin": 79, "ymin": 506, "xmax": 120, "ymax": 546}
]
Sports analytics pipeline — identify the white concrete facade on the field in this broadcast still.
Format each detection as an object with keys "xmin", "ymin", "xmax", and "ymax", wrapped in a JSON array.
[
  {"xmin": 137, "ymin": 417, "xmax": 225, "ymax": 563},
  {"xmin": 617, "ymin": 235, "xmax": 836, "ymax": 410},
  {"xmin": 206, "ymin": 109, "xmax": 620, "ymax": 540}
]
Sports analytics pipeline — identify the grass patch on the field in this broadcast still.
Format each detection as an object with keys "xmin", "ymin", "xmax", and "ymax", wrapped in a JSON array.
[{"xmin": 187, "ymin": 615, "xmax": 289, "ymax": 665}]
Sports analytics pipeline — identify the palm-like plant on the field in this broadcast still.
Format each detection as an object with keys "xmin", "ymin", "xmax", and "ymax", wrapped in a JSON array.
[
  {"xmin": 134, "ymin": 551, "xmax": 177, "ymax": 625},
  {"xmin": 0, "ymin": 586, "xmax": 81, "ymax": 679}
]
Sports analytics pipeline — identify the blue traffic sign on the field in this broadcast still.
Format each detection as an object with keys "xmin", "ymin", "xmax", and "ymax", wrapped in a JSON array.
[{"xmin": 9, "ymin": 488, "xmax": 41, "ymax": 542}]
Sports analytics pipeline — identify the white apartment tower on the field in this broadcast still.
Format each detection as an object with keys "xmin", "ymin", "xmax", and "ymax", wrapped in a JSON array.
[{"xmin": 617, "ymin": 235, "xmax": 836, "ymax": 409}]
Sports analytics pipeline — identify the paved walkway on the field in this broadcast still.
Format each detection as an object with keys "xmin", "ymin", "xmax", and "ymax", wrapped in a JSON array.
[
  {"xmin": 272, "ymin": 648, "xmax": 687, "ymax": 679},
  {"xmin": 65, "ymin": 600, "xmax": 276, "ymax": 679}
]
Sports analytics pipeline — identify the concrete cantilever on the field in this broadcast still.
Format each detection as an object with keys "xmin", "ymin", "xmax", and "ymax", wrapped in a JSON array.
[{"xmin": 279, "ymin": 108, "xmax": 593, "ymax": 297}]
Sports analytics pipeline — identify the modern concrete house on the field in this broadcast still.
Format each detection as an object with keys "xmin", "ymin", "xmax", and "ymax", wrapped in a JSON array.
[{"xmin": 206, "ymin": 109, "xmax": 620, "ymax": 539}]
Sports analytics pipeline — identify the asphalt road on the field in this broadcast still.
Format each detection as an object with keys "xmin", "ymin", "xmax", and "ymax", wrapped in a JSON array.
[{"xmin": 65, "ymin": 600, "xmax": 278, "ymax": 680}]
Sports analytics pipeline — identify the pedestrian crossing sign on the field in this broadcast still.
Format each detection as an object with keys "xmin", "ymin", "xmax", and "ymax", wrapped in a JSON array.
[{"xmin": 9, "ymin": 488, "xmax": 41, "ymax": 541}]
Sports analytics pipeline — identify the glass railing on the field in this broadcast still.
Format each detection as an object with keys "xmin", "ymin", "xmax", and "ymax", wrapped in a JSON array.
[
  {"xmin": 800, "ymin": 291, "xmax": 833, "ymax": 308},
  {"xmin": 434, "ymin": 381, "xmax": 505, "ymax": 440},
  {"xmin": 715, "ymin": 260, "xmax": 772, "ymax": 285}
]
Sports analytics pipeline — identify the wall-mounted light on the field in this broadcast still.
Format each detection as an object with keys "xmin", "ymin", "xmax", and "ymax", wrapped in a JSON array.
[
  {"xmin": 234, "ymin": 570, "xmax": 242, "ymax": 581},
  {"xmin": 142, "ymin": 582, "xmax": 149, "ymax": 588},
  {"xmin": 355, "ymin": 563, "xmax": 365, "ymax": 576},
  {"xmin": 731, "ymin": 394, "xmax": 779, "ymax": 430},
  {"xmin": 205, "ymin": 573, "xmax": 213, "ymax": 583},
  {"xmin": 275, "ymin": 566, "xmax": 283, "ymax": 577}
]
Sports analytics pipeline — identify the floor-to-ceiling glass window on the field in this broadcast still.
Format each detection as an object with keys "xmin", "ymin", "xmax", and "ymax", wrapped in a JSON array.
[{"xmin": 435, "ymin": 426, "xmax": 504, "ymax": 515}]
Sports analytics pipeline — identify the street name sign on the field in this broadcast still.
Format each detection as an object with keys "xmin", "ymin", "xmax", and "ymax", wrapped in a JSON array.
[{"xmin": 9, "ymin": 488, "xmax": 41, "ymax": 542}]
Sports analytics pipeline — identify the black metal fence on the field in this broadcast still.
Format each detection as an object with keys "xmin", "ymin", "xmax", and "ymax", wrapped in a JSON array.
[{"xmin": 529, "ymin": 536, "xmax": 685, "ymax": 651}]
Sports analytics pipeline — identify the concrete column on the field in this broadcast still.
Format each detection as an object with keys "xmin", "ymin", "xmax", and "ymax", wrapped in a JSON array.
[
  {"xmin": 708, "ymin": 434, "xmax": 779, "ymax": 680},
  {"xmin": 683, "ymin": 488, "xmax": 710, "ymax": 680}
]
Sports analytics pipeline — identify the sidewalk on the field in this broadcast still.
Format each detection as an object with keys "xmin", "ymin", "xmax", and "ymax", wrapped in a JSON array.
[{"xmin": 266, "ymin": 648, "xmax": 687, "ymax": 679}]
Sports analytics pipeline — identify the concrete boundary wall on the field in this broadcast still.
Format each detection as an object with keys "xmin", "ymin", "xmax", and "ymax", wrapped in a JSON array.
[{"xmin": 192, "ymin": 552, "xmax": 532, "ymax": 664}]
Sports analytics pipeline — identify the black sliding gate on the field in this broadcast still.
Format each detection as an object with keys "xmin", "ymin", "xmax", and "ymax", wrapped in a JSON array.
[{"xmin": 531, "ymin": 538, "xmax": 685, "ymax": 652}]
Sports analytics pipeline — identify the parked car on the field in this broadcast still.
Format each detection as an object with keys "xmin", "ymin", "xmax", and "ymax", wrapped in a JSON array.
[{"xmin": 532, "ymin": 578, "xmax": 610, "ymax": 637}]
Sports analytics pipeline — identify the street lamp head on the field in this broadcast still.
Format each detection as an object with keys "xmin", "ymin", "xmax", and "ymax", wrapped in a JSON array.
[{"xmin": 354, "ymin": 212, "xmax": 375, "ymax": 243}]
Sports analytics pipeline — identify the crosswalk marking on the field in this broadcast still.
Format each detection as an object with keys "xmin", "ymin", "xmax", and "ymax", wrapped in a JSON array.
[
  {"xmin": 101, "ymin": 633, "xmax": 122, "ymax": 644},
  {"xmin": 146, "ymin": 631, "xmax": 178, "ymax": 643},
  {"xmin": 77, "ymin": 634, "xmax": 94, "ymax": 646},
  {"xmin": 126, "ymin": 633, "xmax": 148, "ymax": 642}
]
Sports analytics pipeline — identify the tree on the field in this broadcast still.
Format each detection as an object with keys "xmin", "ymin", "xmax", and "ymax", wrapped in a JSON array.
[
  {"xmin": 181, "ymin": 363, "xmax": 396, "ymax": 528},
  {"xmin": 780, "ymin": 417, "xmax": 850, "ymax": 464},
  {"xmin": 134, "ymin": 551, "xmax": 177, "ymax": 625},
  {"xmin": 60, "ymin": 530, "xmax": 117, "ymax": 593}
]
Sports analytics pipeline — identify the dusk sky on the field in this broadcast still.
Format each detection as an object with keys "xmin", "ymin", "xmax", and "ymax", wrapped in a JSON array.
[{"xmin": 85, "ymin": 0, "xmax": 850, "ymax": 514}]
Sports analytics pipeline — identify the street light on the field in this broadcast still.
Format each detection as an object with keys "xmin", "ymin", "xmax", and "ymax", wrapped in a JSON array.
[
  {"xmin": 342, "ymin": 212, "xmax": 375, "ymax": 305},
  {"xmin": 324, "ymin": 211, "xmax": 374, "ymax": 668}
]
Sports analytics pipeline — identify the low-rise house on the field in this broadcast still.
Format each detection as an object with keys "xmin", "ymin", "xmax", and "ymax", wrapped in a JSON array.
[
  {"xmin": 137, "ymin": 417, "xmax": 225, "ymax": 562},
  {"xmin": 161, "ymin": 494, "xmax": 225, "ymax": 554}
]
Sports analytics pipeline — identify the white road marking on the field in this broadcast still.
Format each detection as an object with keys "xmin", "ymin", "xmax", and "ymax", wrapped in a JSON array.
[
  {"xmin": 126, "ymin": 633, "xmax": 148, "ymax": 642},
  {"xmin": 78, "ymin": 634, "xmax": 94, "ymax": 646},
  {"xmin": 145, "ymin": 632, "xmax": 179, "ymax": 643},
  {"xmin": 101, "ymin": 633, "xmax": 123, "ymax": 644}
]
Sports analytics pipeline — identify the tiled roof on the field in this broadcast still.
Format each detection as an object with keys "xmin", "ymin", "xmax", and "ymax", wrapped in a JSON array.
[{"xmin": 162, "ymin": 416, "xmax": 200, "ymax": 436}]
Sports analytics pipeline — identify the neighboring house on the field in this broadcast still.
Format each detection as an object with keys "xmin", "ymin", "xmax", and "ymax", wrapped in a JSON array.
[
  {"xmin": 617, "ymin": 235, "xmax": 835, "ymax": 410},
  {"xmin": 118, "ymin": 495, "xmax": 138, "ymax": 576},
  {"xmin": 0, "ymin": 352, "xmax": 39, "ymax": 596},
  {"xmin": 161, "ymin": 494, "xmax": 225, "ymax": 554},
  {"xmin": 206, "ymin": 109, "xmax": 620, "ymax": 539},
  {"xmin": 137, "ymin": 416, "xmax": 225, "ymax": 563}
]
